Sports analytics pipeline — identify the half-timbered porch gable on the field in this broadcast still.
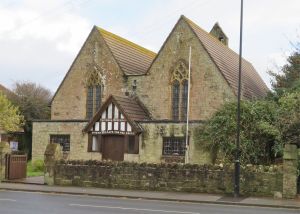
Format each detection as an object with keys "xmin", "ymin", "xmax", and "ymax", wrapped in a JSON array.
[{"xmin": 84, "ymin": 95, "xmax": 150, "ymax": 135}]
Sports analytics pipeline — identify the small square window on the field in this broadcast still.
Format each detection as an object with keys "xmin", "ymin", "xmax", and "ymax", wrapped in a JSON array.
[
  {"xmin": 50, "ymin": 135, "xmax": 70, "ymax": 152},
  {"xmin": 163, "ymin": 137, "xmax": 186, "ymax": 156}
]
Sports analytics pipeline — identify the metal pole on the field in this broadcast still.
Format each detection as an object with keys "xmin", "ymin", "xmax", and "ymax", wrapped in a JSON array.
[
  {"xmin": 234, "ymin": 0, "xmax": 243, "ymax": 198},
  {"xmin": 185, "ymin": 46, "xmax": 192, "ymax": 164}
]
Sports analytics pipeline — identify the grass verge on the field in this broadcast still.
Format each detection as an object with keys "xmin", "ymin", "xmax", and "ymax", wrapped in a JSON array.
[{"xmin": 27, "ymin": 160, "xmax": 44, "ymax": 177}]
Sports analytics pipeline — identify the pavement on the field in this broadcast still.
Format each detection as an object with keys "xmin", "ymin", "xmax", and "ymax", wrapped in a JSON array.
[
  {"xmin": 0, "ymin": 177, "xmax": 299, "ymax": 210},
  {"xmin": 3, "ymin": 176, "xmax": 45, "ymax": 185}
]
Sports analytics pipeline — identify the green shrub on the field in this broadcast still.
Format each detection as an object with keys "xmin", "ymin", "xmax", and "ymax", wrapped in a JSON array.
[
  {"xmin": 32, "ymin": 159, "xmax": 44, "ymax": 172},
  {"xmin": 27, "ymin": 159, "xmax": 44, "ymax": 177}
]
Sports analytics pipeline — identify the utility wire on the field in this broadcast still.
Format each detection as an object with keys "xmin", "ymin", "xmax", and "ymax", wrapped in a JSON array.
[
  {"xmin": 126, "ymin": 0, "xmax": 215, "ymax": 40},
  {"xmin": 1, "ymin": 0, "xmax": 92, "ymax": 37}
]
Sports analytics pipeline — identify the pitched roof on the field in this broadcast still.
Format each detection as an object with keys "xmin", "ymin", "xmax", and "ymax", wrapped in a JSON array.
[
  {"xmin": 113, "ymin": 95, "xmax": 151, "ymax": 121},
  {"xmin": 182, "ymin": 16, "xmax": 269, "ymax": 99},
  {"xmin": 97, "ymin": 27, "xmax": 156, "ymax": 76},
  {"xmin": 84, "ymin": 95, "xmax": 151, "ymax": 133}
]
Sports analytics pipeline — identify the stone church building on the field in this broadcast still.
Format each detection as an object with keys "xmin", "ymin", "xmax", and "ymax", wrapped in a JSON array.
[{"xmin": 32, "ymin": 16, "xmax": 268, "ymax": 163}]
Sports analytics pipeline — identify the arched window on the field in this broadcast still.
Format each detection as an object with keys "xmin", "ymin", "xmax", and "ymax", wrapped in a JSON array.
[
  {"xmin": 170, "ymin": 60, "xmax": 190, "ymax": 121},
  {"xmin": 181, "ymin": 80, "xmax": 188, "ymax": 120},
  {"xmin": 86, "ymin": 85, "xmax": 102, "ymax": 119},
  {"xmin": 172, "ymin": 80, "xmax": 180, "ymax": 120},
  {"xmin": 85, "ymin": 68, "xmax": 103, "ymax": 119}
]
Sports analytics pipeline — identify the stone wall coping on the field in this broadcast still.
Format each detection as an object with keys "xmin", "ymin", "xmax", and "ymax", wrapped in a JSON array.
[{"xmin": 56, "ymin": 160, "xmax": 283, "ymax": 173}]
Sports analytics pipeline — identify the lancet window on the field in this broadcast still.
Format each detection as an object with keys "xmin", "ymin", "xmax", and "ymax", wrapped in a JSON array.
[
  {"xmin": 171, "ymin": 60, "xmax": 189, "ymax": 121},
  {"xmin": 85, "ymin": 68, "xmax": 103, "ymax": 119}
]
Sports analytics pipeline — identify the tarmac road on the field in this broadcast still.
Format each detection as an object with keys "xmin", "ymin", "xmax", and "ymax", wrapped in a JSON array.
[{"xmin": 0, "ymin": 190, "xmax": 298, "ymax": 214}]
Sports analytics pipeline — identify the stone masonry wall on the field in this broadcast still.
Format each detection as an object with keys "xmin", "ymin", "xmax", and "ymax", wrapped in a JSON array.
[
  {"xmin": 282, "ymin": 144, "xmax": 299, "ymax": 198},
  {"xmin": 139, "ymin": 122, "xmax": 211, "ymax": 164},
  {"xmin": 32, "ymin": 121, "xmax": 102, "ymax": 162},
  {"xmin": 33, "ymin": 121, "xmax": 212, "ymax": 164},
  {"xmin": 51, "ymin": 27, "xmax": 127, "ymax": 120},
  {"xmin": 129, "ymin": 18, "xmax": 235, "ymax": 120},
  {"xmin": 54, "ymin": 160, "xmax": 283, "ymax": 197}
]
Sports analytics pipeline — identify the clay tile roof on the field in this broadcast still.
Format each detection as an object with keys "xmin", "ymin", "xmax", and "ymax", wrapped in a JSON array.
[
  {"xmin": 113, "ymin": 95, "xmax": 151, "ymax": 121},
  {"xmin": 84, "ymin": 95, "xmax": 151, "ymax": 133},
  {"xmin": 97, "ymin": 27, "xmax": 156, "ymax": 76},
  {"xmin": 183, "ymin": 16, "xmax": 269, "ymax": 99}
]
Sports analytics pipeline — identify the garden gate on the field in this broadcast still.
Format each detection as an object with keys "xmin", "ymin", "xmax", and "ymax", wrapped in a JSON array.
[{"xmin": 5, "ymin": 154, "xmax": 27, "ymax": 180}]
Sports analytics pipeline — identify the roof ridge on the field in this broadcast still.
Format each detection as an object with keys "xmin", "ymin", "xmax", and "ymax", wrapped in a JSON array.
[
  {"xmin": 182, "ymin": 16, "xmax": 228, "ymax": 46},
  {"xmin": 181, "ymin": 15, "xmax": 268, "ymax": 98},
  {"xmin": 97, "ymin": 27, "xmax": 156, "ymax": 58},
  {"xmin": 183, "ymin": 16, "xmax": 256, "ymax": 66}
]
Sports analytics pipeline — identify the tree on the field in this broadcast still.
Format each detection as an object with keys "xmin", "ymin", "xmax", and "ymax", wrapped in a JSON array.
[
  {"xmin": 9, "ymin": 82, "xmax": 52, "ymax": 158},
  {"xmin": 10, "ymin": 82, "xmax": 52, "ymax": 121},
  {"xmin": 278, "ymin": 91, "xmax": 300, "ymax": 146},
  {"xmin": 269, "ymin": 51, "xmax": 300, "ymax": 95},
  {"xmin": 0, "ymin": 93, "xmax": 23, "ymax": 133},
  {"xmin": 198, "ymin": 100, "xmax": 281, "ymax": 164},
  {"xmin": 200, "ymin": 49, "xmax": 300, "ymax": 165}
]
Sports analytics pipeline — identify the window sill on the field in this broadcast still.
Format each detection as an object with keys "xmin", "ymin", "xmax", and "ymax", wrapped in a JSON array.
[
  {"xmin": 161, "ymin": 155, "xmax": 185, "ymax": 163},
  {"xmin": 162, "ymin": 154, "xmax": 185, "ymax": 157}
]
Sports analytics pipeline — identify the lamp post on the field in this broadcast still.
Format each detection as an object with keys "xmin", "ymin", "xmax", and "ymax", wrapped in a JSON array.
[{"xmin": 234, "ymin": 0, "xmax": 243, "ymax": 198}]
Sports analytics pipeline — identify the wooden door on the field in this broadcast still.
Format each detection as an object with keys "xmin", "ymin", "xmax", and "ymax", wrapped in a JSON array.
[{"xmin": 102, "ymin": 135, "xmax": 124, "ymax": 161}]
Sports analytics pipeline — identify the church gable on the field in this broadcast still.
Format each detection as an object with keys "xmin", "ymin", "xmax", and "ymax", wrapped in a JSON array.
[
  {"xmin": 133, "ymin": 15, "xmax": 235, "ymax": 120},
  {"xmin": 51, "ymin": 27, "xmax": 127, "ymax": 120}
]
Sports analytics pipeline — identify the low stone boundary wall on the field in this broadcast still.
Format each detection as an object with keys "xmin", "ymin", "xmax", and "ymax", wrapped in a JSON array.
[{"xmin": 53, "ymin": 160, "xmax": 283, "ymax": 197}]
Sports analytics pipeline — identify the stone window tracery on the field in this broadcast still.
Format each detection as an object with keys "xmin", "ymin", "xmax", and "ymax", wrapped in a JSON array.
[
  {"xmin": 171, "ymin": 60, "xmax": 189, "ymax": 121},
  {"xmin": 85, "ymin": 67, "xmax": 103, "ymax": 119},
  {"xmin": 170, "ymin": 60, "xmax": 189, "ymax": 83}
]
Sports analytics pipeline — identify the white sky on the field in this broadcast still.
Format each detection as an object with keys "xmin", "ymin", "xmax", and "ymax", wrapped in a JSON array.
[{"xmin": 0, "ymin": 0, "xmax": 299, "ymax": 93}]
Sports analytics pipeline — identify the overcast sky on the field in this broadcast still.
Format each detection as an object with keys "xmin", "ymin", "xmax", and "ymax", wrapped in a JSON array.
[{"xmin": 0, "ymin": 0, "xmax": 299, "ymax": 93}]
